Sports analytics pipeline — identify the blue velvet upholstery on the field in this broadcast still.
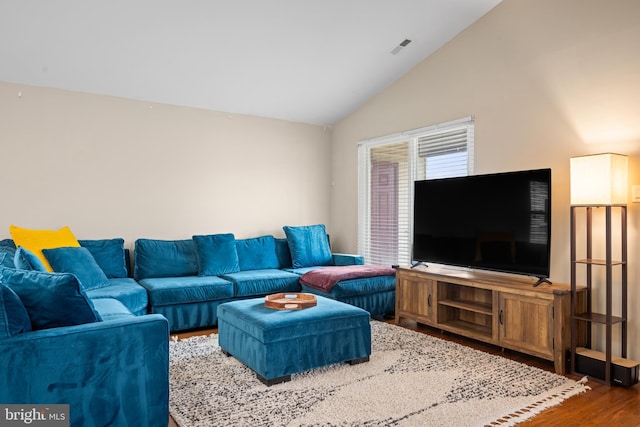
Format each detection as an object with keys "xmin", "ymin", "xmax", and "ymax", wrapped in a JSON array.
[
  {"xmin": 0, "ymin": 253, "xmax": 11, "ymax": 269},
  {"xmin": 150, "ymin": 299, "xmax": 233, "ymax": 332},
  {"xmin": 91, "ymin": 298, "xmax": 136, "ymax": 321},
  {"xmin": 274, "ymin": 238, "xmax": 292, "ymax": 268},
  {"xmin": 301, "ymin": 275, "xmax": 397, "ymax": 318},
  {"xmin": 218, "ymin": 296, "xmax": 371, "ymax": 381},
  {"xmin": 79, "ymin": 238, "xmax": 128, "ymax": 278},
  {"xmin": 134, "ymin": 238, "xmax": 198, "ymax": 279},
  {"xmin": 193, "ymin": 233, "xmax": 240, "ymax": 276},
  {"xmin": 85, "ymin": 278, "xmax": 149, "ymax": 316},
  {"xmin": 304, "ymin": 274, "xmax": 396, "ymax": 298},
  {"xmin": 332, "ymin": 253, "xmax": 365, "ymax": 266},
  {"xmin": 220, "ymin": 269, "xmax": 300, "ymax": 298},
  {"xmin": 0, "ymin": 240, "xmax": 16, "ymax": 269},
  {"xmin": 285, "ymin": 265, "xmax": 330, "ymax": 275},
  {"xmin": 283, "ymin": 224, "xmax": 332, "ymax": 268},
  {"xmin": 0, "ymin": 267, "xmax": 101, "ymax": 330},
  {"xmin": 0, "ymin": 239, "xmax": 16, "ymax": 249},
  {"xmin": 138, "ymin": 275, "xmax": 234, "ymax": 306},
  {"xmin": 324, "ymin": 292, "xmax": 395, "ymax": 318},
  {"xmin": 14, "ymin": 246, "xmax": 48, "ymax": 271},
  {"xmin": 0, "ymin": 236, "xmax": 170, "ymax": 427},
  {"xmin": 236, "ymin": 235, "xmax": 280, "ymax": 271},
  {"xmin": 286, "ymin": 252, "xmax": 394, "ymax": 317},
  {"xmin": 0, "ymin": 314, "xmax": 169, "ymax": 427},
  {"xmin": 43, "ymin": 246, "xmax": 111, "ymax": 290},
  {"xmin": 0, "ymin": 284, "xmax": 32, "ymax": 338}
]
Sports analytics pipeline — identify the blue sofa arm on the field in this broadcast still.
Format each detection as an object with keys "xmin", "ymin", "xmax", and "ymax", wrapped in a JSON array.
[
  {"xmin": 0, "ymin": 314, "xmax": 169, "ymax": 427},
  {"xmin": 332, "ymin": 253, "xmax": 365, "ymax": 266}
]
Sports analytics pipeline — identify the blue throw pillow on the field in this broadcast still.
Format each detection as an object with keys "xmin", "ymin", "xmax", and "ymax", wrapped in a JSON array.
[
  {"xmin": 14, "ymin": 247, "xmax": 48, "ymax": 271},
  {"xmin": 0, "ymin": 284, "xmax": 32, "ymax": 338},
  {"xmin": 0, "ymin": 267, "xmax": 101, "ymax": 330},
  {"xmin": 43, "ymin": 247, "xmax": 111, "ymax": 291},
  {"xmin": 0, "ymin": 239, "xmax": 16, "ymax": 249},
  {"xmin": 274, "ymin": 238, "xmax": 293, "ymax": 269},
  {"xmin": 79, "ymin": 238, "xmax": 128, "ymax": 278},
  {"xmin": 0, "ymin": 240, "xmax": 17, "ymax": 269},
  {"xmin": 193, "ymin": 233, "xmax": 240, "ymax": 276},
  {"xmin": 134, "ymin": 239, "xmax": 199, "ymax": 279},
  {"xmin": 235, "ymin": 235, "xmax": 280, "ymax": 271},
  {"xmin": 283, "ymin": 224, "xmax": 332, "ymax": 268}
]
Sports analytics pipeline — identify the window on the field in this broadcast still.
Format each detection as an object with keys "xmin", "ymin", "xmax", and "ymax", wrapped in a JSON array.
[{"xmin": 357, "ymin": 116, "xmax": 474, "ymax": 265}]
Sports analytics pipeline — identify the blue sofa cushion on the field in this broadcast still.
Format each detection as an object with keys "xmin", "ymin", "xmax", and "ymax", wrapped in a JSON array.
[
  {"xmin": 193, "ymin": 233, "xmax": 240, "ymax": 276},
  {"xmin": 220, "ymin": 269, "xmax": 301, "ymax": 298},
  {"xmin": 79, "ymin": 238, "xmax": 128, "ymax": 278},
  {"xmin": 283, "ymin": 224, "xmax": 332, "ymax": 268},
  {"xmin": 285, "ymin": 266, "xmax": 328, "ymax": 275},
  {"xmin": 138, "ymin": 276, "xmax": 234, "ymax": 306},
  {"xmin": 14, "ymin": 247, "xmax": 48, "ymax": 271},
  {"xmin": 0, "ymin": 284, "xmax": 32, "ymax": 338},
  {"xmin": 0, "ymin": 267, "xmax": 101, "ymax": 330},
  {"xmin": 236, "ymin": 235, "xmax": 280, "ymax": 271},
  {"xmin": 274, "ymin": 238, "xmax": 292, "ymax": 269},
  {"xmin": 91, "ymin": 298, "xmax": 136, "ymax": 321},
  {"xmin": 134, "ymin": 239, "xmax": 199, "ymax": 279},
  {"xmin": 43, "ymin": 247, "xmax": 111, "ymax": 291},
  {"xmin": 332, "ymin": 253, "xmax": 365, "ymax": 266},
  {"xmin": 85, "ymin": 278, "xmax": 149, "ymax": 316},
  {"xmin": 0, "ymin": 240, "xmax": 16, "ymax": 269}
]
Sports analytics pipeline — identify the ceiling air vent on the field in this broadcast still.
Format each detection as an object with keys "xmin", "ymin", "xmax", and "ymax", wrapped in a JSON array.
[{"xmin": 390, "ymin": 39, "xmax": 412, "ymax": 55}]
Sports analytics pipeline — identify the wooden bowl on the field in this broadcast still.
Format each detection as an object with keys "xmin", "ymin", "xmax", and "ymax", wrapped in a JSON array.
[{"xmin": 265, "ymin": 293, "xmax": 317, "ymax": 310}]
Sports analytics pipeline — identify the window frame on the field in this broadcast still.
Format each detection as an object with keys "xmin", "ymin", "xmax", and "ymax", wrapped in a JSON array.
[{"xmin": 357, "ymin": 116, "xmax": 475, "ymax": 265}]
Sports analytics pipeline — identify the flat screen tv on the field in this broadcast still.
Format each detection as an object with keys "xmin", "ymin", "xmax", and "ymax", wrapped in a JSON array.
[{"xmin": 413, "ymin": 168, "xmax": 551, "ymax": 285}]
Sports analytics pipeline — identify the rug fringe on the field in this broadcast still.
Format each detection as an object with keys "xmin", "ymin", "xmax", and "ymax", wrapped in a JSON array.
[{"xmin": 485, "ymin": 376, "xmax": 591, "ymax": 426}]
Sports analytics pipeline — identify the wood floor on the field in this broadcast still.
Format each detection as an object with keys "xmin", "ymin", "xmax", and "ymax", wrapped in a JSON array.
[{"xmin": 168, "ymin": 319, "xmax": 640, "ymax": 427}]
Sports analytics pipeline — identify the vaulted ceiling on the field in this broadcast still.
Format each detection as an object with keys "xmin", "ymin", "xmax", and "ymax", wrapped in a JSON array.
[{"xmin": 0, "ymin": 0, "xmax": 502, "ymax": 125}]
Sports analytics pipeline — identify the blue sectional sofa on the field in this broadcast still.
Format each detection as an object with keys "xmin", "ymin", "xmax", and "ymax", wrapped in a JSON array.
[
  {"xmin": 0, "ymin": 224, "xmax": 395, "ymax": 425},
  {"xmin": 133, "ymin": 226, "xmax": 392, "ymax": 332},
  {"xmin": 0, "ymin": 238, "xmax": 169, "ymax": 427},
  {"xmin": 1, "ymin": 225, "xmax": 396, "ymax": 335}
]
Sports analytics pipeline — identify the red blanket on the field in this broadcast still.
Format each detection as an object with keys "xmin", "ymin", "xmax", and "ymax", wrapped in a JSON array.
[{"xmin": 300, "ymin": 265, "xmax": 396, "ymax": 293}]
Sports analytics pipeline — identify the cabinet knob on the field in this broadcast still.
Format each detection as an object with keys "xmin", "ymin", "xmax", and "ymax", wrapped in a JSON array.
[
  {"xmin": 499, "ymin": 309, "xmax": 504, "ymax": 325},
  {"xmin": 427, "ymin": 294, "xmax": 432, "ymax": 308}
]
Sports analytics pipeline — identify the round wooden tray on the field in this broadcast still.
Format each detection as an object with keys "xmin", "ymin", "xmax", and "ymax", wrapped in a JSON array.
[{"xmin": 265, "ymin": 293, "xmax": 317, "ymax": 310}]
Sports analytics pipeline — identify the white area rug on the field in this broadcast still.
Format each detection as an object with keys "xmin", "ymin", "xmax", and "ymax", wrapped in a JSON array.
[{"xmin": 169, "ymin": 321, "xmax": 589, "ymax": 426}]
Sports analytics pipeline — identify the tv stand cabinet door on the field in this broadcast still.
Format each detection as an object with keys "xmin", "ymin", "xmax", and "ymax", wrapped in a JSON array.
[
  {"xmin": 396, "ymin": 270, "xmax": 435, "ymax": 325},
  {"xmin": 498, "ymin": 292, "xmax": 554, "ymax": 361}
]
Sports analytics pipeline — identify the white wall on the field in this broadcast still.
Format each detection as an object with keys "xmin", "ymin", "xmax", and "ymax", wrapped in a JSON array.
[
  {"xmin": 0, "ymin": 82, "xmax": 332, "ymax": 244},
  {"xmin": 331, "ymin": 0, "xmax": 640, "ymax": 359}
]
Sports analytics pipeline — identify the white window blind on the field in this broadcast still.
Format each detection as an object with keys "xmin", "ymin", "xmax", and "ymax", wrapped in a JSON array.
[{"xmin": 358, "ymin": 117, "xmax": 474, "ymax": 265}]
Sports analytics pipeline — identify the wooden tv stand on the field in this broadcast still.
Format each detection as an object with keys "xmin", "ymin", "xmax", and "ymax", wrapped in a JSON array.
[{"xmin": 395, "ymin": 265, "xmax": 583, "ymax": 374}]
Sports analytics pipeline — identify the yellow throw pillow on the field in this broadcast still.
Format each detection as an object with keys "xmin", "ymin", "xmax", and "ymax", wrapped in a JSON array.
[{"xmin": 9, "ymin": 225, "xmax": 81, "ymax": 271}]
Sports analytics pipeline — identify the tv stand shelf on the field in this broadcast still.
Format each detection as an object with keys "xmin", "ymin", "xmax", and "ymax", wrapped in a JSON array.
[
  {"xmin": 396, "ymin": 266, "xmax": 583, "ymax": 374},
  {"xmin": 438, "ymin": 299, "xmax": 492, "ymax": 315}
]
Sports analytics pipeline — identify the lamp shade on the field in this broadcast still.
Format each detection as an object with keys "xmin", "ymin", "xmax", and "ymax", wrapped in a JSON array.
[{"xmin": 570, "ymin": 153, "xmax": 628, "ymax": 205}]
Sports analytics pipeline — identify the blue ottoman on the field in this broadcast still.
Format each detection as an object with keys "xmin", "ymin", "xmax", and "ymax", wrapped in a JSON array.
[{"xmin": 217, "ymin": 295, "xmax": 371, "ymax": 386}]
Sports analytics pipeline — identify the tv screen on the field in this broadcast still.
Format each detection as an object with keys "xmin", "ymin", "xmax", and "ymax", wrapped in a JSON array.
[{"xmin": 413, "ymin": 168, "xmax": 551, "ymax": 279}]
